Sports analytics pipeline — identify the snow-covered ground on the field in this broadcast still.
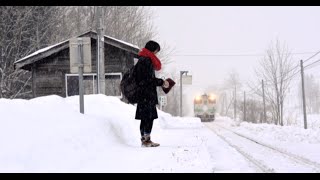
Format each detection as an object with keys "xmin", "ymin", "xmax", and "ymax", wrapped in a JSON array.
[
  {"xmin": 0, "ymin": 94, "xmax": 319, "ymax": 172},
  {"xmin": 214, "ymin": 116, "xmax": 320, "ymax": 167},
  {"xmin": 0, "ymin": 95, "xmax": 255, "ymax": 172}
]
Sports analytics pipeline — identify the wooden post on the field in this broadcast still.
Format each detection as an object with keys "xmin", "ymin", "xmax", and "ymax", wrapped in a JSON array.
[
  {"xmin": 300, "ymin": 60, "xmax": 308, "ymax": 129},
  {"xmin": 234, "ymin": 85, "xmax": 237, "ymax": 120},
  {"xmin": 244, "ymin": 91, "xmax": 246, "ymax": 122},
  {"xmin": 262, "ymin": 79, "xmax": 266, "ymax": 123},
  {"xmin": 32, "ymin": 64, "xmax": 36, "ymax": 98}
]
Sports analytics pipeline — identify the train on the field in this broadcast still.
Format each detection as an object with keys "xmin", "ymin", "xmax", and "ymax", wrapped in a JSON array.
[{"xmin": 194, "ymin": 93, "xmax": 217, "ymax": 122}]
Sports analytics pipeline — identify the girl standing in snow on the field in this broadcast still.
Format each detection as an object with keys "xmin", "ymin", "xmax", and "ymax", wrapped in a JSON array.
[{"xmin": 135, "ymin": 40, "xmax": 169, "ymax": 147}]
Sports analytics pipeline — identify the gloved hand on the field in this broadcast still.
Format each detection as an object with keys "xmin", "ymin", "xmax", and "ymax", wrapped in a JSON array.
[{"xmin": 162, "ymin": 80, "xmax": 169, "ymax": 88}]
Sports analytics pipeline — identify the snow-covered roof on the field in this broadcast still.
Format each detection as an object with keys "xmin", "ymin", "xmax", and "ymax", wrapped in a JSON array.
[
  {"xmin": 14, "ymin": 40, "xmax": 69, "ymax": 64},
  {"xmin": 89, "ymin": 30, "xmax": 140, "ymax": 50},
  {"xmin": 14, "ymin": 30, "xmax": 140, "ymax": 66},
  {"xmin": 105, "ymin": 35, "xmax": 139, "ymax": 50}
]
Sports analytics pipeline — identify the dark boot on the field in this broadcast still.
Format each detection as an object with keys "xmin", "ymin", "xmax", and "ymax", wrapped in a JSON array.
[
  {"xmin": 141, "ymin": 135, "xmax": 151, "ymax": 147},
  {"xmin": 141, "ymin": 134, "xmax": 160, "ymax": 147}
]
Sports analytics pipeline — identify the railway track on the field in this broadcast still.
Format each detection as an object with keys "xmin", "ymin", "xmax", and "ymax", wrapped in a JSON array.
[{"xmin": 205, "ymin": 122, "xmax": 320, "ymax": 173}]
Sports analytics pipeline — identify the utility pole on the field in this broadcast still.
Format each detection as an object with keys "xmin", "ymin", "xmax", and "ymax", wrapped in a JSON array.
[
  {"xmin": 180, "ymin": 71, "xmax": 188, "ymax": 117},
  {"xmin": 70, "ymin": 37, "xmax": 91, "ymax": 114},
  {"xmin": 95, "ymin": 6, "xmax": 100, "ymax": 93},
  {"xmin": 234, "ymin": 85, "xmax": 237, "ymax": 120},
  {"xmin": 221, "ymin": 93, "xmax": 225, "ymax": 116},
  {"xmin": 96, "ymin": 6, "xmax": 105, "ymax": 94},
  {"xmin": 78, "ymin": 38, "xmax": 84, "ymax": 114},
  {"xmin": 244, "ymin": 91, "xmax": 246, "ymax": 122},
  {"xmin": 300, "ymin": 60, "xmax": 308, "ymax": 129},
  {"xmin": 262, "ymin": 79, "xmax": 266, "ymax": 123}
]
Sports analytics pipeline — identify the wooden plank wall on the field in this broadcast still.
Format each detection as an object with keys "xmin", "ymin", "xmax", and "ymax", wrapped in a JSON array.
[{"xmin": 33, "ymin": 39, "xmax": 134, "ymax": 98}]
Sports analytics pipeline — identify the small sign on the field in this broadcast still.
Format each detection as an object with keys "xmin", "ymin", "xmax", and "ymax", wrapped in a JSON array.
[
  {"xmin": 159, "ymin": 96, "xmax": 167, "ymax": 106},
  {"xmin": 70, "ymin": 37, "xmax": 92, "ymax": 73},
  {"xmin": 182, "ymin": 75, "xmax": 192, "ymax": 85}
]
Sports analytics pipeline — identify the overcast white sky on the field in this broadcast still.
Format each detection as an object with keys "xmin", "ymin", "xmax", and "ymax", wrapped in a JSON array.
[{"xmin": 151, "ymin": 6, "xmax": 320, "ymax": 89}]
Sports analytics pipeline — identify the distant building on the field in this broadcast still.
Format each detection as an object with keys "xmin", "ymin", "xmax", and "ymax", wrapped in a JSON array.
[{"xmin": 14, "ymin": 30, "xmax": 139, "ymax": 99}]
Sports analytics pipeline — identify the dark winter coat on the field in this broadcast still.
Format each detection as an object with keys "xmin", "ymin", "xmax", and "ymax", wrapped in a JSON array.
[{"xmin": 135, "ymin": 56, "xmax": 164, "ymax": 120}]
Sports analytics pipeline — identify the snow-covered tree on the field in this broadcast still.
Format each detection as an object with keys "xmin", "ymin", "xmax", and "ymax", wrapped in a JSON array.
[
  {"xmin": 1, "ymin": 6, "xmax": 169, "ymax": 99},
  {"xmin": 0, "ymin": 6, "xmax": 61, "ymax": 99},
  {"xmin": 298, "ymin": 74, "xmax": 320, "ymax": 114},
  {"xmin": 255, "ymin": 39, "xmax": 296, "ymax": 126}
]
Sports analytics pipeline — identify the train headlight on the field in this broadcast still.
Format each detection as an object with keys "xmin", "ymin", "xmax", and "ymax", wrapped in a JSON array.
[
  {"xmin": 209, "ymin": 94, "xmax": 216, "ymax": 104},
  {"xmin": 194, "ymin": 95, "xmax": 202, "ymax": 104},
  {"xmin": 195, "ymin": 95, "xmax": 202, "ymax": 101},
  {"xmin": 209, "ymin": 94, "xmax": 216, "ymax": 100}
]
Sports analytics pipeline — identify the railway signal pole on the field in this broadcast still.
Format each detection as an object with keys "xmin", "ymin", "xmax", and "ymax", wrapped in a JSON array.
[
  {"xmin": 262, "ymin": 79, "xmax": 266, "ymax": 123},
  {"xmin": 234, "ymin": 85, "xmax": 237, "ymax": 120},
  {"xmin": 300, "ymin": 60, "xmax": 308, "ymax": 129},
  {"xmin": 180, "ymin": 71, "xmax": 188, "ymax": 117},
  {"xmin": 244, "ymin": 91, "xmax": 246, "ymax": 122}
]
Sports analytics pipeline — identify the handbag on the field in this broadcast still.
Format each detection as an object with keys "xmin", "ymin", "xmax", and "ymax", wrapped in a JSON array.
[{"xmin": 162, "ymin": 78, "xmax": 176, "ymax": 94}]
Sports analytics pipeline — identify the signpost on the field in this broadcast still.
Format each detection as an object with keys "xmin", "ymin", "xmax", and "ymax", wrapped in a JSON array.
[
  {"xmin": 180, "ymin": 71, "xmax": 192, "ymax": 117},
  {"xmin": 182, "ymin": 75, "xmax": 192, "ymax": 85},
  {"xmin": 159, "ymin": 96, "xmax": 167, "ymax": 111},
  {"xmin": 69, "ymin": 37, "xmax": 91, "ymax": 114}
]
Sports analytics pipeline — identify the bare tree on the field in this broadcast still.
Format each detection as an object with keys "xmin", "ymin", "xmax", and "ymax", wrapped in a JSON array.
[
  {"xmin": 255, "ymin": 39, "xmax": 296, "ymax": 126},
  {"xmin": 1, "ymin": 6, "xmax": 167, "ymax": 99},
  {"xmin": 217, "ymin": 92, "xmax": 226, "ymax": 116},
  {"xmin": 217, "ymin": 91, "xmax": 235, "ymax": 117},
  {"xmin": 220, "ymin": 70, "xmax": 242, "ymax": 119},
  {"xmin": 0, "ymin": 6, "xmax": 61, "ymax": 99},
  {"xmin": 29, "ymin": 6, "xmax": 62, "ymax": 49},
  {"xmin": 57, "ymin": 6, "xmax": 173, "ymax": 66},
  {"xmin": 298, "ymin": 74, "xmax": 320, "ymax": 114},
  {"xmin": 238, "ymin": 98, "xmax": 263, "ymax": 123},
  {"xmin": 101, "ymin": 7, "xmax": 155, "ymax": 47},
  {"xmin": 218, "ymin": 92, "xmax": 226, "ymax": 116},
  {"xmin": 157, "ymin": 42, "xmax": 175, "ymax": 72},
  {"xmin": 49, "ymin": 6, "xmax": 95, "ymax": 42}
]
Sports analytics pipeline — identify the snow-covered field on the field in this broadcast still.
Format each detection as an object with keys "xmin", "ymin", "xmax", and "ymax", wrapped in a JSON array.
[
  {"xmin": 215, "ymin": 116, "xmax": 320, "ymax": 167},
  {"xmin": 0, "ymin": 95, "xmax": 249, "ymax": 172},
  {"xmin": 0, "ymin": 94, "xmax": 319, "ymax": 172}
]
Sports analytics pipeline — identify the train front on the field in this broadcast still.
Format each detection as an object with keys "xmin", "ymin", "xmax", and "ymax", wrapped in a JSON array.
[{"xmin": 194, "ymin": 93, "xmax": 216, "ymax": 122}]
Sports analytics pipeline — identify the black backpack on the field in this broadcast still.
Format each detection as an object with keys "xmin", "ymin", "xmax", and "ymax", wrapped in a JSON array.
[{"xmin": 120, "ymin": 65, "xmax": 139, "ymax": 104}]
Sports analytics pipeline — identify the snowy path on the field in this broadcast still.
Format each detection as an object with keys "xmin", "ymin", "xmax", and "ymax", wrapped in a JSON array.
[
  {"xmin": 214, "ymin": 123, "xmax": 320, "ymax": 170},
  {"xmin": 205, "ymin": 122, "xmax": 320, "ymax": 173},
  {"xmin": 154, "ymin": 125, "xmax": 260, "ymax": 173}
]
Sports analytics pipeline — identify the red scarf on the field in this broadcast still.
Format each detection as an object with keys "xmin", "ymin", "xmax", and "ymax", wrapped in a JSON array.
[{"xmin": 138, "ymin": 48, "xmax": 162, "ymax": 71}]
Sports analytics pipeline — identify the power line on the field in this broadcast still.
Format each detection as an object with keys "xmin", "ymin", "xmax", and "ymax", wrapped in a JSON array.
[
  {"xmin": 279, "ymin": 55, "xmax": 320, "ymax": 84},
  {"xmin": 257, "ymin": 63, "xmax": 300, "ymax": 86},
  {"xmin": 172, "ymin": 51, "xmax": 320, "ymax": 57},
  {"xmin": 304, "ymin": 58, "xmax": 320, "ymax": 70},
  {"xmin": 173, "ymin": 54, "xmax": 264, "ymax": 57},
  {"xmin": 171, "ymin": 52, "xmax": 317, "ymax": 88},
  {"xmin": 303, "ymin": 50, "xmax": 320, "ymax": 63},
  {"xmin": 179, "ymin": 53, "xmax": 320, "ymax": 90},
  {"xmin": 254, "ymin": 55, "xmax": 319, "ymax": 86},
  {"xmin": 272, "ymin": 58, "xmax": 320, "ymax": 84},
  {"xmin": 283, "ymin": 68, "xmax": 301, "ymax": 82},
  {"xmin": 285, "ymin": 63, "xmax": 300, "ymax": 77},
  {"xmin": 246, "ymin": 81, "xmax": 262, "ymax": 95}
]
